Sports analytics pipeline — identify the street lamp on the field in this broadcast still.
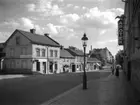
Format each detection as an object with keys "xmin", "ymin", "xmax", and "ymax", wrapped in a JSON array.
[{"xmin": 81, "ymin": 33, "xmax": 88, "ymax": 90}]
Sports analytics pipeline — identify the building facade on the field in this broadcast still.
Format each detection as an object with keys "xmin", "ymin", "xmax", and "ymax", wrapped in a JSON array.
[
  {"xmin": 89, "ymin": 47, "xmax": 114, "ymax": 65},
  {"xmin": 60, "ymin": 48, "xmax": 75, "ymax": 73},
  {"xmin": 122, "ymin": 0, "xmax": 140, "ymax": 93},
  {"xmin": 87, "ymin": 57, "xmax": 101, "ymax": 71},
  {"xmin": 0, "ymin": 43, "xmax": 5, "ymax": 70},
  {"xmin": 66, "ymin": 46, "xmax": 85, "ymax": 72},
  {"xmin": 3, "ymin": 29, "xmax": 61, "ymax": 74}
]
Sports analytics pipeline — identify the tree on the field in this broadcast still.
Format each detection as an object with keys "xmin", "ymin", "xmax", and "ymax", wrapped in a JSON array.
[{"xmin": 90, "ymin": 53, "xmax": 105, "ymax": 66}]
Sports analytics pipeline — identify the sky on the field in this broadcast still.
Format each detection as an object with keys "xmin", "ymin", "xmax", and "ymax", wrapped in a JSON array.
[{"xmin": 0, "ymin": 0, "xmax": 124, "ymax": 55}]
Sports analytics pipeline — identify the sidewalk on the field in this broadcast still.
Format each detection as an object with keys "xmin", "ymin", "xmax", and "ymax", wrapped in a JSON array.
[
  {"xmin": 42, "ymin": 71, "xmax": 140, "ymax": 105},
  {"xmin": 0, "ymin": 74, "xmax": 26, "ymax": 80}
]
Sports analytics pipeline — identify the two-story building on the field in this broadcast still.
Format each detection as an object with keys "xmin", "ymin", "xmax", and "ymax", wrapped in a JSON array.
[
  {"xmin": 0, "ymin": 43, "xmax": 5, "ymax": 70},
  {"xmin": 66, "ymin": 46, "xmax": 85, "ymax": 72},
  {"xmin": 3, "ymin": 29, "xmax": 61, "ymax": 74},
  {"xmin": 60, "ymin": 47, "xmax": 75, "ymax": 73}
]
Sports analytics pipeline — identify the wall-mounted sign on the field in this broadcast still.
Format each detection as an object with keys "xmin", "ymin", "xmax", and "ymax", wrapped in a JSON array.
[{"xmin": 118, "ymin": 19, "xmax": 124, "ymax": 45}]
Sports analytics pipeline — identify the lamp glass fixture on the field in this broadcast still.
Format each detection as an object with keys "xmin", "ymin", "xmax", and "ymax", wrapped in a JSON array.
[{"xmin": 81, "ymin": 33, "xmax": 88, "ymax": 47}]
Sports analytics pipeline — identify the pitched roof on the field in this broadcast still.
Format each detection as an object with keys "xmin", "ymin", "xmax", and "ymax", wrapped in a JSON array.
[
  {"xmin": 66, "ymin": 48, "xmax": 84, "ymax": 56},
  {"xmin": 17, "ymin": 29, "xmax": 60, "ymax": 47},
  {"xmin": 87, "ymin": 57, "xmax": 101, "ymax": 63},
  {"xmin": 60, "ymin": 49, "xmax": 74, "ymax": 58}
]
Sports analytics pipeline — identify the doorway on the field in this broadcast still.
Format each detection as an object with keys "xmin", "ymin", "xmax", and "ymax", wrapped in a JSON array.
[
  {"xmin": 127, "ymin": 61, "xmax": 131, "ymax": 81},
  {"xmin": 49, "ymin": 62, "xmax": 53, "ymax": 73},
  {"xmin": 72, "ymin": 64, "xmax": 76, "ymax": 72},
  {"xmin": 43, "ymin": 62, "xmax": 46, "ymax": 73},
  {"xmin": 36, "ymin": 61, "xmax": 40, "ymax": 71}
]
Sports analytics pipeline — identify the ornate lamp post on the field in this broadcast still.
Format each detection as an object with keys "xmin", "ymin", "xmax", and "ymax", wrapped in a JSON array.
[{"xmin": 81, "ymin": 33, "xmax": 88, "ymax": 90}]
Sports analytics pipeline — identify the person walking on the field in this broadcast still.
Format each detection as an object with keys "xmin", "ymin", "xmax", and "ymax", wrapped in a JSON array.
[
  {"xmin": 111, "ymin": 66, "xmax": 115, "ymax": 75},
  {"xmin": 115, "ymin": 65, "xmax": 119, "ymax": 78}
]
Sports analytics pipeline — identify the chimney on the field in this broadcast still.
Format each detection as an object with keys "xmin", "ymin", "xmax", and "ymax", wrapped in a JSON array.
[
  {"xmin": 60, "ymin": 45, "xmax": 64, "ymax": 50},
  {"xmin": 44, "ymin": 33, "xmax": 49, "ymax": 37},
  {"xmin": 30, "ymin": 29, "xmax": 36, "ymax": 34}
]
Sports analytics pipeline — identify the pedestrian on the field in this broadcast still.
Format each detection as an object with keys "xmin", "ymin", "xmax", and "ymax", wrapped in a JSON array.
[
  {"xmin": 115, "ymin": 65, "xmax": 119, "ymax": 78},
  {"xmin": 111, "ymin": 66, "xmax": 114, "ymax": 75}
]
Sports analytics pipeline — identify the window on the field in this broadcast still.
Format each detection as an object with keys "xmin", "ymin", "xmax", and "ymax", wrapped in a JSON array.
[
  {"xmin": 21, "ymin": 47, "xmax": 27, "ymax": 55},
  {"xmin": 50, "ymin": 50, "xmax": 53, "ymax": 57},
  {"xmin": 36, "ymin": 48, "xmax": 40, "ymax": 57},
  {"xmin": 21, "ymin": 60, "xmax": 27, "ymax": 69},
  {"xmin": 11, "ymin": 60, "xmax": 15, "ymax": 68},
  {"xmin": 54, "ymin": 50, "xmax": 58, "ymax": 57},
  {"xmin": 10, "ymin": 48, "xmax": 14, "ymax": 56},
  {"xmin": 16, "ymin": 36, "xmax": 20, "ymax": 45},
  {"xmin": 42, "ymin": 49, "xmax": 46, "ymax": 57}
]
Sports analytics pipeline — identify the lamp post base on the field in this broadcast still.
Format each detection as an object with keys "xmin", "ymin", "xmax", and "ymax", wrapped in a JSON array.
[{"xmin": 83, "ymin": 73, "xmax": 87, "ymax": 90}]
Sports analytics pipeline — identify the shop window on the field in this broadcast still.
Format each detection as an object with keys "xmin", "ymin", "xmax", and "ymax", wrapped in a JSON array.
[{"xmin": 55, "ymin": 63, "xmax": 57, "ymax": 70}]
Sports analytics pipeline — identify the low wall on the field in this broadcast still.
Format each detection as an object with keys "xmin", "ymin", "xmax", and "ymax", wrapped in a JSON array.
[{"xmin": 1, "ymin": 69, "xmax": 33, "ymax": 74}]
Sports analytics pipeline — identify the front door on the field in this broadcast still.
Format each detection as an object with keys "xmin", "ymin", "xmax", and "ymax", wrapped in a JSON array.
[
  {"xmin": 43, "ymin": 62, "xmax": 46, "ymax": 73},
  {"xmin": 72, "ymin": 64, "xmax": 75, "ymax": 72},
  {"xmin": 49, "ymin": 62, "xmax": 53, "ymax": 73},
  {"xmin": 36, "ymin": 61, "xmax": 40, "ymax": 71}
]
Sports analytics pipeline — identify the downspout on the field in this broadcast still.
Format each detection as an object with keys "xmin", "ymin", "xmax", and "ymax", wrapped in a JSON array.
[{"xmin": 47, "ymin": 46, "xmax": 49, "ymax": 74}]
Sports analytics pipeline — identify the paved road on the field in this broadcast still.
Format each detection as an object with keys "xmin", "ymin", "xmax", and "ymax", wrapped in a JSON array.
[{"xmin": 0, "ymin": 70, "xmax": 111, "ymax": 105}]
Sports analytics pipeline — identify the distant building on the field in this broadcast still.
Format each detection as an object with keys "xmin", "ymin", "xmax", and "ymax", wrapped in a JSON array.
[
  {"xmin": 3, "ymin": 29, "xmax": 61, "ymax": 74},
  {"xmin": 89, "ymin": 47, "xmax": 114, "ymax": 65},
  {"xmin": 87, "ymin": 57, "xmax": 101, "ymax": 71}
]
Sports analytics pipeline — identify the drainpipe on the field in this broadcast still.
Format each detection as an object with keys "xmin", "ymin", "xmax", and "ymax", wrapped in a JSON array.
[{"xmin": 47, "ymin": 46, "xmax": 49, "ymax": 74}]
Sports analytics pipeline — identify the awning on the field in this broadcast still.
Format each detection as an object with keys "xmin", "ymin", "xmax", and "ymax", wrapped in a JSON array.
[{"xmin": 96, "ymin": 63, "xmax": 100, "ymax": 66}]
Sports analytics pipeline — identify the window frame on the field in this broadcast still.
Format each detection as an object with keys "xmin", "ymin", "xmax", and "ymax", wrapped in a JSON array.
[
  {"xmin": 54, "ymin": 50, "xmax": 58, "ymax": 57},
  {"xmin": 36, "ymin": 48, "xmax": 40, "ymax": 57},
  {"xmin": 42, "ymin": 49, "xmax": 46, "ymax": 57},
  {"xmin": 11, "ymin": 60, "xmax": 15, "ymax": 69},
  {"xmin": 10, "ymin": 48, "xmax": 14, "ymax": 56},
  {"xmin": 16, "ymin": 36, "xmax": 20, "ymax": 45},
  {"xmin": 21, "ymin": 60, "xmax": 27, "ymax": 69},
  {"xmin": 50, "ymin": 50, "xmax": 53, "ymax": 57},
  {"xmin": 21, "ymin": 47, "xmax": 27, "ymax": 55}
]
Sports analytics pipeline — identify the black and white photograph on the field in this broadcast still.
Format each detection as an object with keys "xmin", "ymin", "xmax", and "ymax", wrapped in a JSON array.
[{"xmin": 0, "ymin": 0, "xmax": 140, "ymax": 105}]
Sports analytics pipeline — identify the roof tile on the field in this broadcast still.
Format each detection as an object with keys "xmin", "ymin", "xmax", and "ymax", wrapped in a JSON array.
[{"xmin": 18, "ymin": 29, "xmax": 60, "ymax": 47}]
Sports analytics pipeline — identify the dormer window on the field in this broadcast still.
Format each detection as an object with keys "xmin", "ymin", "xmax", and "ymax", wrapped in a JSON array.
[{"xmin": 16, "ymin": 36, "xmax": 20, "ymax": 45}]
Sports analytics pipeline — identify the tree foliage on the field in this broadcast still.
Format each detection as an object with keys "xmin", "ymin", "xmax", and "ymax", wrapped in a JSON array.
[
  {"xmin": 90, "ymin": 53, "xmax": 105, "ymax": 66},
  {"xmin": 115, "ymin": 50, "xmax": 124, "ymax": 66}
]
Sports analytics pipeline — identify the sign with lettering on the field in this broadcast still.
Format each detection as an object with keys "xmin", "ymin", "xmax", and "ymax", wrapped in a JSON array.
[{"xmin": 118, "ymin": 19, "xmax": 124, "ymax": 45}]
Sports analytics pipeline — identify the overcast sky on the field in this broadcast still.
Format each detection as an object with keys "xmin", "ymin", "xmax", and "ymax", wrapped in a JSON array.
[{"xmin": 0, "ymin": 0, "xmax": 124, "ymax": 55}]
